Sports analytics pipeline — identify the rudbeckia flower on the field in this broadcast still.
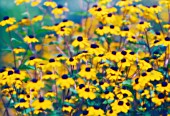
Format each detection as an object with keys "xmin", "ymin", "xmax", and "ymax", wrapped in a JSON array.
[
  {"xmin": 86, "ymin": 106, "xmax": 105, "ymax": 116},
  {"xmin": 52, "ymin": 5, "xmax": 69, "ymax": 16},
  {"xmin": 25, "ymin": 56, "xmax": 43, "ymax": 66},
  {"xmin": 156, "ymin": 81, "xmax": 170, "ymax": 92},
  {"xmin": 62, "ymin": 105, "xmax": 73, "ymax": 113},
  {"xmin": 72, "ymin": 36, "xmax": 89, "ymax": 49},
  {"xmin": 14, "ymin": 98, "xmax": 30, "ymax": 109},
  {"xmin": 56, "ymin": 74, "xmax": 75, "ymax": 89},
  {"xmin": 100, "ymin": 90, "xmax": 114, "ymax": 100},
  {"xmin": 18, "ymin": 17, "xmax": 31, "ymax": 26},
  {"xmin": 44, "ymin": 1, "xmax": 57, "ymax": 8},
  {"xmin": 42, "ymin": 71, "xmax": 59, "ymax": 80},
  {"xmin": 56, "ymin": 27, "xmax": 72, "ymax": 36},
  {"xmin": 5, "ymin": 24, "xmax": 18, "ymax": 32},
  {"xmin": 15, "ymin": 0, "xmax": 30, "ymax": 5},
  {"xmin": 31, "ymin": 0, "xmax": 41, "ymax": 7},
  {"xmin": 66, "ymin": 57, "xmax": 78, "ymax": 66},
  {"xmin": 26, "ymin": 78, "xmax": 44, "ymax": 91},
  {"xmin": 152, "ymin": 93, "xmax": 166, "ymax": 106},
  {"xmin": 96, "ymin": 26, "xmax": 109, "ymax": 36},
  {"xmin": 78, "ymin": 66, "xmax": 97, "ymax": 80},
  {"xmin": 136, "ymin": 21, "xmax": 151, "ymax": 32},
  {"xmin": 0, "ymin": 16, "xmax": 16, "ymax": 26},
  {"xmin": 23, "ymin": 35, "xmax": 39, "ymax": 44},
  {"xmin": 32, "ymin": 97, "xmax": 53, "ymax": 110},
  {"xmin": 13, "ymin": 48, "xmax": 25, "ymax": 54},
  {"xmin": 78, "ymin": 87, "xmax": 96, "ymax": 100},
  {"xmin": 31, "ymin": 15, "xmax": 43, "ymax": 24}
]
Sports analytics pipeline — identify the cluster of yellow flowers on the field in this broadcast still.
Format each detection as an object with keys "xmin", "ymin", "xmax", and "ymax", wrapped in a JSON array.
[{"xmin": 1, "ymin": 0, "xmax": 170, "ymax": 115}]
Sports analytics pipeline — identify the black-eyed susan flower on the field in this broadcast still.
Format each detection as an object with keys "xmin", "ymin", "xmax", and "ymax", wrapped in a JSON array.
[
  {"xmin": 26, "ymin": 78, "xmax": 44, "ymax": 91},
  {"xmin": 14, "ymin": 98, "xmax": 30, "ymax": 109},
  {"xmin": 23, "ymin": 35, "xmax": 39, "ymax": 44},
  {"xmin": 86, "ymin": 106, "xmax": 105, "ymax": 116},
  {"xmin": 78, "ymin": 66, "xmax": 97, "ymax": 80},
  {"xmin": 106, "ymin": 110, "xmax": 118, "ymax": 116},
  {"xmin": 0, "ymin": 16, "xmax": 16, "ymax": 26},
  {"xmin": 96, "ymin": 26, "xmax": 109, "ymax": 36},
  {"xmin": 31, "ymin": 0, "xmax": 41, "ymax": 7},
  {"xmin": 87, "ymin": 43, "xmax": 105, "ymax": 55},
  {"xmin": 15, "ymin": 0, "xmax": 30, "ymax": 5},
  {"xmin": 42, "ymin": 71, "xmax": 59, "ymax": 80},
  {"xmin": 13, "ymin": 48, "xmax": 25, "ymax": 54},
  {"xmin": 100, "ymin": 90, "xmax": 114, "ymax": 100},
  {"xmin": 32, "ymin": 97, "xmax": 53, "ymax": 110},
  {"xmin": 56, "ymin": 27, "xmax": 72, "ymax": 36},
  {"xmin": 5, "ymin": 24, "xmax": 18, "ymax": 32},
  {"xmin": 66, "ymin": 57, "xmax": 78, "ymax": 66},
  {"xmin": 52, "ymin": 5, "xmax": 69, "ymax": 16},
  {"xmin": 56, "ymin": 74, "xmax": 75, "ymax": 89},
  {"xmin": 25, "ymin": 56, "xmax": 43, "ymax": 66},
  {"xmin": 62, "ymin": 105, "xmax": 73, "ymax": 113},
  {"xmin": 44, "ymin": 1, "xmax": 57, "ymax": 8},
  {"xmin": 78, "ymin": 87, "xmax": 96, "ymax": 100},
  {"xmin": 156, "ymin": 81, "xmax": 170, "ymax": 92},
  {"xmin": 136, "ymin": 21, "xmax": 151, "ymax": 32},
  {"xmin": 72, "ymin": 36, "xmax": 89, "ymax": 49},
  {"xmin": 152, "ymin": 93, "xmax": 166, "ymax": 106},
  {"xmin": 31, "ymin": 15, "xmax": 43, "ymax": 24},
  {"xmin": 44, "ymin": 90, "xmax": 56, "ymax": 98}
]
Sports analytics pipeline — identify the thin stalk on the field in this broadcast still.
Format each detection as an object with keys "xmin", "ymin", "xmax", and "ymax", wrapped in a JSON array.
[{"xmin": 145, "ymin": 31, "xmax": 152, "ymax": 56}]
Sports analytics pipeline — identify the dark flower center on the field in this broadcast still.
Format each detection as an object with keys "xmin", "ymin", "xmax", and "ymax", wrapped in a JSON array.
[
  {"xmin": 139, "ymin": 21, "xmax": 144, "ymax": 24},
  {"xmin": 29, "ymin": 35, "xmax": 34, "ymax": 38},
  {"xmin": 126, "ymin": 102, "xmax": 130, "ymax": 106},
  {"xmin": 158, "ymin": 93, "xmax": 165, "ymax": 99},
  {"xmin": 39, "ymin": 97, "xmax": 44, "ymax": 102},
  {"xmin": 129, "ymin": 52, "xmax": 135, "ymax": 55},
  {"xmin": 20, "ymin": 99, "xmax": 26, "ymax": 102},
  {"xmin": 79, "ymin": 84, "xmax": 85, "ymax": 89},
  {"xmin": 69, "ymin": 57, "xmax": 74, "ymax": 61},
  {"xmin": 8, "ymin": 70, "xmax": 13, "ymax": 75},
  {"xmin": 46, "ymin": 71, "xmax": 52, "ymax": 75},
  {"xmin": 142, "ymin": 72, "xmax": 147, "ymax": 76},
  {"xmin": 135, "ymin": 78, "xmax": 139, "ymax": 84},
  {"xmin": 97, "ymin": 8, "xmax": 102, "ymax": 11},
  {"xmin": 85, "ymin": 88, "xmax": 90, "ymax": 92},
  {"xmin": 29, "ymin": 56, "xmax": 35, "ymax": 60},
  {"xmin": 123, "ymin": 27, "xmax": 129, "ymax": 31},
  {"xmin": 165, "ymin": 37, "xmax": 170, "ymax": 41},
  {"xmin": 49, "ymin": 58, "xmax": 55, "ymax": 62},
  {"xmin": 99, "ymin": 81, "xmax": 104, "ymax": 85},
  {"xmin": 109, "ymin": 110, "xmax": 113, "ymax": 113},
  {"xmin": 107, "ymin": 13, "xmax": 112, "ymax": 17},
  {"xmin": 112, "ymin": 51, "xmax": 116, "ymax": 55},
  {"xmin": 147, "ymin": 68, "xmax": 153, "ymax": 72},
  {"xmin": 63, "ymin": 19, "xmax": 68, "ymax": 22},
  {"xmin": 99, "ymin": 26, "xmax": 103, "ymax": 29},
  {"xmin": 57, "ymin": 5, "xmax": 63, "ymax": 8},
  {"xmin": 110, "ymin": 25, "xmax": 114, "ymax": 29},
  {"xmin": 155, "ymin": 32, "xmax": 160, "ymax": 35},
  {"xmin": 154, "ymin": 40, "xmax": 159, "ymax": 43},
  {"xmin": 62, "ymin": 74, "xmax": 68, "ymax": 79},
  {"xmin": 3, "ymin": 16, "xmax": 9, "ymax": 20},
  {"xmin": 121, "ymin": 51, "xmax": 127, "ymax": 55},
  {"xmin": 123, "ymin": 93, "xmax": 128, "ymax": 98},
  {"xmin": 121, "ymin": 58, "xmax": 126, "ymax": 63},
  {"xmin": 91, "ymin": 44, "xmax": 99, "ymax": 48},
  {"xmin": 14, "ymin": 69, "xmax": 20, "ymax": 74},
  {"xmin": 98, "ymin": 54, "xmax": 104, "ymax": 57},
  {"xmin": 104, "ymin": 90, "xmax": 109, "ymax": 94},
  {"xmin": 85, "ymin": 68, "xmax": 91, "ymax": 72},
  {"xmin": 32, "ymin": 78, "xmax": 38, "ymax": 83},
  {"xmin": 57, "ymin": 54, "xmax": 63, "ymax": 57},
  {"xmin": 111, "ymin": 66, "xmax": 118, "ymax": 71},
  {"xmin": 77, "ymin": 36, "xmax": 83, "ymax": 41},
  {"xmin": 162, "ymin": 82, "xmax": 168, "ymax": 87},
  {"xmin": 118, "ymin": 101, "xmax": 124, "ymax": 105}
]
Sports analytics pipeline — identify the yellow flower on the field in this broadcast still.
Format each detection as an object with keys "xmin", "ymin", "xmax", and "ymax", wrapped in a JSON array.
[
  {"xmin": 32, "ymin": 97, "xmax": 53, "ymax": 110},
  {"xmin": 62, "ymin": 105, "xmax": 73, "ymax": 113},
  {"xmin": 32, "ymin": 15, "xmax": 43, "ymax": 24},
  {"xmin": 15, "ymin": 0, "xmax": 30, "ymax": 5},
  {"xmin": 152, "ymin": 93, "xmax": 166, "ymax": 106},
  {"xmin": 42, "ymin": 71, "xmax": 59, "ymax": 80},
  {"xmin": 56, "ymin": 74, "xmax": 75, "ymax": 89},
  {"xmin": 31, "ymin": 0, "xmax": 41, "ymax": 7},
  {"xmin": 26, "ymin": 78, "xmax": 44, "ymax": 91},
  {"xmin": 116, "ymin": 0, "xmax": 133, "ymax": 7},
  {"xmin": 156, "ymin": 81, "xmax": 170, "ymax": 92},
  {"xmin": 25, "ymin": 56, "xmax": 43, "ymax": 66},
  {"xmin": 56, "ymin": 27, "xmax": 72, "ymax": 36},
  {"xmin": 44, "ymin": 91, "xmax": 56, "ymax": 98},
  {"xmin": 86, "ymin": 106, "xmax": 105, "ymax": 116},
  {"xmin": 136, "ymin": 21, "xmax": 151, "ymax": 32},
  {"xmin": 44, "ymin": 1, "xmax": 57, "ymax": 8},
  {"xmin": 66, "ymin": 57, "xmax": 78, "ymax": 66},
  {"xmin": 100, "ymin": 90, "xmax": 114, "ymax": 100},
  {"xmin": 98, "ymin": 0, "xmax": 111, "ymax": 5},
  {"xmin": 14, "ymin": 98, "xmax": 30, "ymax": 109},
  {"xmin": 52, "ymin": 5, "xmax": 69, "ymax": 16},
  {"xmin": 13, "ymin": 48, "xmax": 25, "ymax": 54},
  {"xmin": 78, "ymin": 87, "xmax": 96, "ymax": 100},
  {"xmin": 96, "ymin": 26, "xmax": 109, "ymax": 36},
  {"xmin": 108, "ymin": 25, "xmax": 120, "ymax": 35},
  {"xmin": 23, "ymin": 35, "xmax": 39, "ymax": 44},
  {"xmin": 18, "ymin": 17, "xmax": 31, "ymax": 26},
  {"xmin": 5, "ymin": 24, "xmax": 18, "ymax": 32},
  {"xmin": 78, "ymin": 66, "xmax": 97, "ymax": 80},
  {"xmin": 0, "ymin": 16, "xmax": 16, "ymax": 26},
  {"xmin": 72, "ymin": 36, "xmax": 89, "ymax": 49},
  {"xmin": 87, "ymin": 43, "xmax": 105, "ymax": 55}
]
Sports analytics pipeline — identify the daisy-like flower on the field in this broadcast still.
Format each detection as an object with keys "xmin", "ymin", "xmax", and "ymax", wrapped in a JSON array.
[
  {"xmin": 87, "ymin": 43, "xmax": 105, "ymax": 55},
  {"xmin": 44, "ymin": 1, "xmax": 57, "ymax": 8},
  {"xmin": 23, "ymin": 35, "xmax": 39, "ymax": 44},
  {"xmin": 14, "ymin": 98, "xmax": 30, "ymax": 109},
  {"xmin": 32, "ymin": 97, "xmax": 53, "ymax": 110},
  {"xmin": 66, "ymin": 57, "xmax": 78, "ymax": 66},
  {"xmin": 108, "ymin": 25, "xmax": 120, "ymax": 35},
  {"xmin": 0, "ymin": 16, "xmax": 16, "ymax": 26},
  {"xmin": 96, "ymin": 26, "xmax": 109, "ymax": 36},
  {"xmin": 56, "ymin": 74, "xmax": 75, "ymax": 89},
  {"xmin": 72, "ymin": 36, "xmax": 89, "ymax": 49},
  {"xmin": 31, "ymin": 15, "xmax": 43, "ymax": 24},
  {"xmin": 62, "ymin": 105, "xmax": 73, "ymax": 113},
  {"xmin": 5, "ymin": 24, "xmax": 18, "ymax": 32},
  {"xmin": 42, "ymin": 71, "xmax": 59, "ymax": 80},
  {"xmin": 31, "ymin": 0, "xmax": 41, "ymax": 7},
  {"xmin": 100, "ymin": 90, "xmax": 114, "ymax": 100},
  {"xmin": 52, "ymin": 5, "xmax": 69, "ymax": 16},
  {"xmin": 78, "ymin": 66, "xmax": 97, "ymax": 80},
  {"xmin": 56, "ymin": 27, "xmax": 72, "ymax": 36},
  {"xmin": 156, "ymin": 81, "xmax": 170, "ymax": 92},
  {"xmin": 78, "ymin": 87, "xmax": 96, "ymax": 100},
  {"xmin": 15, "ymin": 0, "xmax": 30, "ymax": 5},
  {"xmin": 136, "ymin": 21, "xmax": 151, "ymax": 32},
  {"xmin": 18, "ymin": 17, "xmax": 31, "ymax": 26},
  {"xmin": 152, "ymin": 93, "xmax": 166, "ymax": 106},
  {"xmin": 13, "ymin": 48, "xmax": 25, "ymax": 54},
  {"xmin": 26, "ymin": 78, "xmax": 44, "ymax": 91},
  {"xmin": 25, "ymin": 56, "xmax": 43, "ymax": 66},
  {"xmin": 86, "ymin": 106, "xmax": 105, "ymax": 116}
]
